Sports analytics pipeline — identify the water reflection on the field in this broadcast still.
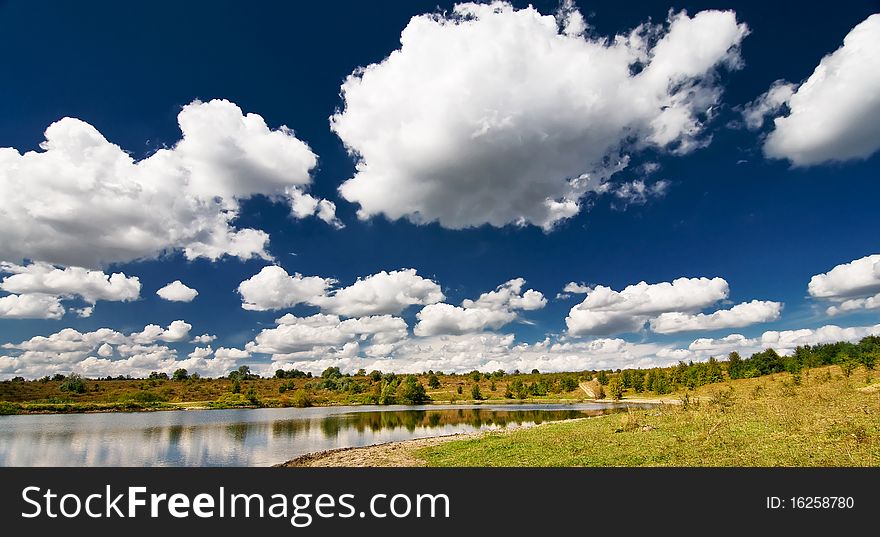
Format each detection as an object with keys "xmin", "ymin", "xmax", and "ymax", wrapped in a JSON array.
[{"xmin": 0, "ymin": 403, "xmax": 649, "ymax": 467}]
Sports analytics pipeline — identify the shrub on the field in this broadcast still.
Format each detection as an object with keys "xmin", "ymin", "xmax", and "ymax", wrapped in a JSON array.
[
  {"xmin": 398, "ymin": 376, "xmax": 430, "ymax": 404},
  {"xmin": 59, "ymin": 374, "xmax": 86, "ymax": 394},
  {"xmin": 231, "ymin": 379, "xmax": 241, "ymax": 394},
  {"xmin": 289, "ymin": 389, "xmax": 313, "ymax": 408},
  {"xmin": 471, "ymin": 384, "xmax": 485, "ymax": 401},
  {"xmin": 427, "ymin": 373, "xmax": 441, "ymax": 389},
  {"xmin": 456, "ymin": 385, "xmax": 463, "ymax": 395}
]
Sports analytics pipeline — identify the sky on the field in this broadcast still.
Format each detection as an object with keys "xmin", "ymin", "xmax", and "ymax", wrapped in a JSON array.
[{"xmin": 0, "ymin": 0, "xmax": 879, "ymax": 378}]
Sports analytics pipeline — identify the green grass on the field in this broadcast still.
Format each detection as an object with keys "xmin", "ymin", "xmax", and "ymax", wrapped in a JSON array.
[{"xmin": 416, "ymin": 365, "xmax": 880, "ymax": 466}]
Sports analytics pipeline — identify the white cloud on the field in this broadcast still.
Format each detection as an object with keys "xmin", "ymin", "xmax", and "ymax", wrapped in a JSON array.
[
  {"xmin": 0, "ymin": 99, "xmax": 336, "ymax": 268},
  {"xmin": 190, "ymin": 334, "xmax": 217, "ymax": 344},
  {"xmin": 414, "ymin": 278, "xmax": 546, "ymax": 336},
  {"xmin": 237, "ymin": 266, "xmax": 332, "ymax": 311},
  {"xmin": 752, "ymin": 14, "xmax": 880, "ymax": 165},
  {"xmin": 246, "ymin": 313, "xmax": 408, "ymax": 357},
  {"xmin": 214, "ymin": 347, "xmax": 250, "ymax": 360},
  {"xmin": 808, "ymin": 254, "xmax": 880, "ymax": 299},
  {"xmin": 0, "ymin": 293, "xmax": 65, "ymax": 319},
  {"xmin": 650, "ymin": 299, "xmax": 783, "ymax": 334},
  {"xmin": 156, "ymin": 280, "xmax": 199, "ymax": 302},
  {"xmin": 260, "ymin": 332, "xmax": 678, "ymax": 376},
  {"xmin": 563, "ymin": 282, "xmax": 592, "ymax": 294},
  {"xmin": 741, "ymin": 80, "xmax": 796, "ymax": 129},
  {"xmin": 808, "ymin": 254, "xmax": 880, "ymax": 315},
  {"xmin": 0, "ymin": 262, "xmax": 140, "ymax": 318},
  {"xmin": 313, "ymin": 269, "xmax": 444, "ymax": 317},
  {"xmin": 331, "ymin": 2, "xmax": 748, "ymax": 230},
  {"xmin": 566, "ymin": 277, "xmax": 729, "ymax": 336},
  {"xmin": 131, "ymin": 320, "xmax": 192, "ymax": 344},
  {"xmin": 612, "ymin": 179, "xmax": 670, "ymax": 207}
]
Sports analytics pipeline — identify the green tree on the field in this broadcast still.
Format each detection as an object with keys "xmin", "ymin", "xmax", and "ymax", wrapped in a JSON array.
[
  {"xmin": 427, "ymin": 373, "xmax": 441, "ymax": 389},
  {"xmin": 172, "ymin": 368, "xmax": 189, "ymax": 381},
  {"xmin": 59, "ymin": 374, "xmax": 86, "ymax": 394},
  {"xmin": 398, "ymin": 376, "xmax": 430, "ymax": 404},
  {"xmin": 597, "ymin": 370, "xmax": 609, "ymax": 386},
  {"xmin": 456, "ymin": 385, "xmax": 463, "ymax": 395},
  {"xmin": 231, "ymin": 378, "xmax": 241, "ymax": 394},
  {"xmin": 471, "ymin": 384, "xmax": 485, "ymax": 401},
  {"xmin": 607, "ymin": 376, "xmax": 624, "ymax": 400}
]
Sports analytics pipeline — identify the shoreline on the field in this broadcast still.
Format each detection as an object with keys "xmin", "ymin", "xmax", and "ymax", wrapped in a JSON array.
[
  {"xmin": 274, "ymin": 415, "xmax": 611, "ymax": 467},
  {"xmin": 1, "ymin": 396, "xmax": 674, "ymax": 416}
]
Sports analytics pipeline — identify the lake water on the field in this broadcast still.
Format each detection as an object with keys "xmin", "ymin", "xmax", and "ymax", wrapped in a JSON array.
[{"xmin": 0, "ymin": 403, "xmax": 651, "ymax": 466}]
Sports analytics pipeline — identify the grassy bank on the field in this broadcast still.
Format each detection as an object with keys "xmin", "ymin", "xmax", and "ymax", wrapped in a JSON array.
[{"xmin": 415, "ymin": 365, "xmax": 879, "ymax": 466}]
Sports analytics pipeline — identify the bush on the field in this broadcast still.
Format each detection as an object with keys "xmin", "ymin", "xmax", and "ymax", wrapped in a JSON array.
[
  {"xmin": 289, "ymin": 389, "xmax": 313, "ymax": 408},
  {"xmin": 59, "ymin": 374, "xmax": 86, "ymax": 394},
  {"xmin": 398, "ymin": 376, "xmax": 430, "ymax": 404},
  {"xmin": 471, "ymin": 384, "xmax": 485, "ymax": 401},
  {"xmin": 456, "ymin": 385, "xmax": 463, "ymax": 395},
  {"xmin": 427, "ymin": 373, "xmax": 441, "ymax": 389},
  {"xmin": 231, "ymin": 379, "xmax": 241, "ymax": 394}
]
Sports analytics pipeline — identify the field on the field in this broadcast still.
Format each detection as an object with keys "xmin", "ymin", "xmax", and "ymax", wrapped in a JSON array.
[
  {"xmin": 415, "ymin": 365, "xmax": 880, "ymax": 466},
  {"xmin": 0, "ymin": 370, "xmax": 590, "ymax": 414}
]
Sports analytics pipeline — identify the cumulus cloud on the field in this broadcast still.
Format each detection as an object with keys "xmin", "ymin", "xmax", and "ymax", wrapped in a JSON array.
[
  {"xmin": 237, "ymin": 266, "xmax": 332, "ymax": 311},
  {"xmin": 0, "ymin": 99, "xmax": 336, "ymax": 268},
  {"xmin": 650, "ymin": 300, "xmax": 783, "ymax": 334},
  {"xmin": 566, "ymin": 277, "xmax": 730, "ymax": 335},
  {"xmin": 331, "ymin": 2, "xmax": 748, "ymax": 230},
  {"xmin": 748, "ymin": 14, "xmax": 880, "ymax": 165},
  {"xmin": 246, "ymin": 313, "xmax": 408, "ymax": 358},
  {"xmin": 0, "ymin": 293, "xmax": 65, "ymax": 320},
  {"xmin": 414, "ymin": 278, "xmax": 546, "ymax": 336},
  {"xmin": 312, "ymin": 269, "xmax": 444, "ymax": 317},
  {"xmin": 0, "ymin": 262, "xmax": 140, "ymax": 318},
  {"xmin": 808, "ymin": 254, "xmax": 880, "ymax": 315},
  {"xmin": 0, "ymin": 321, "xmax": 244, "ymax": 379},
  {"xmin": 156, "ymin": 280, "xmax": 199, "ymax": 302}
]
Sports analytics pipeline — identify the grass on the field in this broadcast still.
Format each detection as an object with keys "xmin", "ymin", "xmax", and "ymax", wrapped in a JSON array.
[{"xmin": 415, "ymin": 365, "xmax": 880, "ymax": 466}]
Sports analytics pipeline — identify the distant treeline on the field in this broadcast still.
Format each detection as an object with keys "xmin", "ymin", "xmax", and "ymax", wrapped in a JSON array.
[{"xmin": 3, "ymin": 337, "xmax": 877, "ymax": 402}]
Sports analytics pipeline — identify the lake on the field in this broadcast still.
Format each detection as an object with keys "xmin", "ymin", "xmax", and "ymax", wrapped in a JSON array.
[{"xmin": 0, "ymin": 403, "xmax": 651, "ymax": 466}]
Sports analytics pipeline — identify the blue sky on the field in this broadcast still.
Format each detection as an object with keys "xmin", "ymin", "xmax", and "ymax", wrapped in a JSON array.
[{"xmin": 0, "ymin": 0, "xmax": 878, "ymax": 377}]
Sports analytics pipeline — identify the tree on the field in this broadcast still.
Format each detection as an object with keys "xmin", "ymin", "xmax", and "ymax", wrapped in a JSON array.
[
  {"xmin": 398, "ymin": 376, "xmax": 430, "ymax": 404},
  {"xmin": 456, "ymin": 385, "xmax": 463, "ymax": 395},
  {"xmin": 469, "ymin": 370, "xmax": 482, "ymax": 382},
  {"xmin": 597, "ymin": 370, "xmax": 609, "ymax": 386},
  {"xmin": 427, "ymin": 373, "xmax": 441, "ymax": 389},
  {"xmin": 231, "ymin": 379, "xmax": 241, "ymax": 394},
  {"xmin": 531, "ymin": 369, "xmax": 540, "ymax": 375},
  {"xmin": 59, "ymin": 374, "xmax": 86, "ymax": 394},
  {"xmin": 369, "ymin": 370, "xmax": 383, "ymax": 382},
  {"xmin": 471, "ymin": 384, "xmax": 485, "ymax": 401},
  {"xmin": 607, "ymin": 376, "xmax": 624, "ymax": 400},
  {"xmin": 727, "ymin": 351, "xmax": 743, "ymax": 379},
  {"xmin": 172, "ymin": 368, "xmax": 189, "ymax": 381}
]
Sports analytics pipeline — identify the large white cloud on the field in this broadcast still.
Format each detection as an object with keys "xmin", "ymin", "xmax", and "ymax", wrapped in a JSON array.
[
  {"xmin": 0, "ymin": 99, "xmax": 337, "ymax": 268},
  {"xmin": 246, "ymin": 313, "xmax": 408, "ymax": 357},
  {"xmin": 746, "ymin": 14, "xmax": 880, "ymax": 165},
  {"xmin": 650, "ymin": 299, "xmax": 782, "ymax": 334},
  {"xmin": 414, "ymin": 278, "xmax": 546, "ymax": 336},
  {"xmin": 312, "ymin": 269, "xmax": 444, "ymax": 317},
  {"xmin": 1, "ymin": 262, "xmax": 140, "ymax": 302},
  {"xmin": 566, "ymin": 277, "xmax": 730, "ymax": 335},
  {"xmin": 0, "ymin": 262, "xmax": 141, "ymax": 319},
  {"xmin": 237, "ymin": 266, "xmax": 333, "ymax": 312},
  {"xmin": 156, "ymin": 280, "xmax": 199, "ymax": 303},
  {"xmin": 0, "ymin": 293, "xmax": 65, "ymax": 320},
  {"xmin": 808, "ymin": 254, "xmax": 880, "ymax": 315},
  {"xmin": 331, "ymin": 2, "xmax": 748, "ymax": 230}
]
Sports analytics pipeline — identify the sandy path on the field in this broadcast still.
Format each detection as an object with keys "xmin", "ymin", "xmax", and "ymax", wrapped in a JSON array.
[{"xmin": 274, "ymin": 432, "xmax": 484, "ymax": 467}]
